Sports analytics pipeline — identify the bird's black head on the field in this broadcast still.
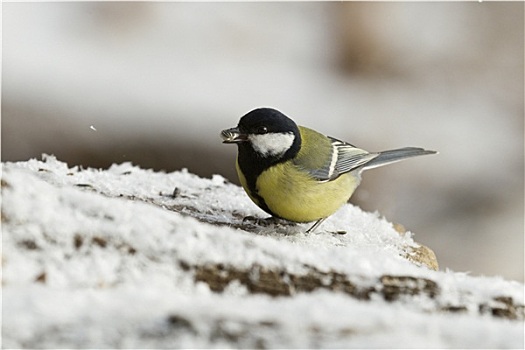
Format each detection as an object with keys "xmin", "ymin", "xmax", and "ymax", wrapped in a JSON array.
[
  {"xmin": 238, "ymin": 108, "xmax": 299, "ymax": 137},
  {"xmin": 221, "ymin": 107, "xmax": 301, "ymax": 161}
]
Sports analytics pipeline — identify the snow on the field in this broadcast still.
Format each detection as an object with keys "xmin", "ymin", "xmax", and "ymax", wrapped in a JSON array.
[
  {"xmin": 3, "ymin": 287, "xmax": 522, "ymax": 349},
  {"xmin": 2, "ymin": 156, "xmax": 523, "ymax": 348}
]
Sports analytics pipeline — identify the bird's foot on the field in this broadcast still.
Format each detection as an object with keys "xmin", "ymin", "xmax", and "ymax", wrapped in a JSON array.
[
  {"xmin": 305, "ymin": 218, "xmax": 327, "ymax": 233},
  {"xmin": 241, "ymin": 216, "xmax": 329, "ymax": 233}
]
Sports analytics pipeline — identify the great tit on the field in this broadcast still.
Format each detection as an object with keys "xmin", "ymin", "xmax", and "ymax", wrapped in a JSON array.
[{"xmin": 221, "ymin": 107, "xmax": 436, "ymax": 233}]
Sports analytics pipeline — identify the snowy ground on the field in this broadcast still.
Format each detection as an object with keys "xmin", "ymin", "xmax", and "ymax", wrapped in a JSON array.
[{"xmin": 2, "ymin": 156, "xmax": 523, "ymax": 348}]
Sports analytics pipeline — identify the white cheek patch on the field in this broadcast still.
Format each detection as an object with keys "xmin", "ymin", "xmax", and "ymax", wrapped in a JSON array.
[{"xmin": 249, "ymin": 132, "xmax": 295, "ymax": 157}]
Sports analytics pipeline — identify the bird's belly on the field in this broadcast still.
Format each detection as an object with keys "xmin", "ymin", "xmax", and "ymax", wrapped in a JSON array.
[{"xmin": 256, "ymin": 163, "xmax": 360, "ymax": 223}]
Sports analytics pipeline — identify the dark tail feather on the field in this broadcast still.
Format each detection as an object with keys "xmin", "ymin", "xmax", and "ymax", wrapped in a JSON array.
[{"xmin": 363, "ymin": 147, "xmax": 437, "ymax": 170}]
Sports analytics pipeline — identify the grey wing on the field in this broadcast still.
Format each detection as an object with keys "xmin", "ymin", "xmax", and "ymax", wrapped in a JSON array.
[
  {"xmin": 328, "ymin": 137, "xmax": 379, "ymax": 179},
  {"xmin": 306, "ymin": 137, "xmax": 378, "ymax": 182}
]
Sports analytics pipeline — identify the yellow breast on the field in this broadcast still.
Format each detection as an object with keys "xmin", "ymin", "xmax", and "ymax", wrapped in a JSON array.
[{"xmin": 247, "ymin": 161, "xmax": 359, "ymax": 223}]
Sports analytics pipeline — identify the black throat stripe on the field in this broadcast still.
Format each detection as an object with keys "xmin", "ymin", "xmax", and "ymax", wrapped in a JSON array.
[{"xmin": 236, "ymin": 138, "xmax": 300, "ymax": 219}]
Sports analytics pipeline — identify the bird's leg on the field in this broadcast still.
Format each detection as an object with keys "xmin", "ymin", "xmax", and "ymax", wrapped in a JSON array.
[{"xmin": 306, "ymin": 218, "xmax": 326, "ymax": 233}]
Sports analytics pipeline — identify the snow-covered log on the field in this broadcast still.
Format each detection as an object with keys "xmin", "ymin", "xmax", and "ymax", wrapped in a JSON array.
[{"xmin": 2, "ymin": 156, "xmax": 523, "ymax": 348}]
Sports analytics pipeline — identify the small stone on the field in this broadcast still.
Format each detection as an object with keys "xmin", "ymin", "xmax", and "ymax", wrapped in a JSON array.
[
  {"xmin": 406, "ymin": 244, "xmax": 439, "ymax": 271},
  {"xmin": 393, "ymin": 222, "xmax": 439, "ymax": 271}
]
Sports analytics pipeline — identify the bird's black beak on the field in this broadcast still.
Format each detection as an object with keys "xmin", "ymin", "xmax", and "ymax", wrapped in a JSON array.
[{"xmin": 221, "ymin": 127, "xmax": 248, "ymax": 143}]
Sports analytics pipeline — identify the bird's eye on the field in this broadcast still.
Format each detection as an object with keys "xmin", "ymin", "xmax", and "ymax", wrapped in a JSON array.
[{"xmin": 257, "ymin": 126, "xmax": 268, "ymax": 134}]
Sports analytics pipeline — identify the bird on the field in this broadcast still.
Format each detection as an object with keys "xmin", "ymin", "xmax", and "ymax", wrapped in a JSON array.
[{"xmin": 221, "ymin": 107, "xmax": 437, "ymax": 233}]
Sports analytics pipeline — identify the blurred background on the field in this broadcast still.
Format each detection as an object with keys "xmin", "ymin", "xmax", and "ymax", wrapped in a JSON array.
[{"xmin": 2, "ymin": 2, "xmax": 523, "ymax": 281}]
